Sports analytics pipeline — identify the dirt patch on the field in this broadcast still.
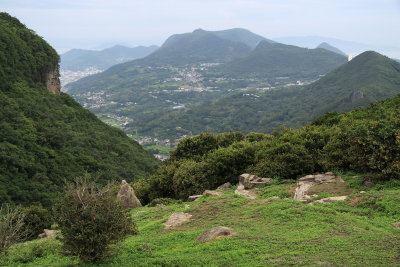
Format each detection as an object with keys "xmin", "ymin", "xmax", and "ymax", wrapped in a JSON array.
[{"xmin": 349, "ymin": 196, "xmax": 365, "ymax": 206}]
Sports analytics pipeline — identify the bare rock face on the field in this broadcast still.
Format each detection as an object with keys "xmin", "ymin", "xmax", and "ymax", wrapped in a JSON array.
[
  {"xmin": 38, "ymin": 229, "xmax": 57, "ymax": 239},
  {"xmin": 309, "ymin": 196, "xmax": 348, "ymax": 205},
  {"xmin": 239, "ymin": 173, "xmax": 271, "ymax": 189},
  {"xmin": 46, "ymin": 67, "xmax": 61, "ymax": 95},
  {"xmin": 117, "ymin": 180, "xmax": 142, "ymax": 210},
  {"xmin": 234, "ymin": 185, "xmax": 258, "ymax": 199},
  {"xmin": 196, "ymin": 226, "xmax": 237, "ymax": 242},
  {"xmin": 203, "ymin": 190, "xmax": 223, "ymax": 197},
  {"xmin": 294, "ymin": 172, "xmax": 344, "ymax": 203},
  {"xmin": 164, "ymin": 212, "xmax": 192, "ymax": 229}
]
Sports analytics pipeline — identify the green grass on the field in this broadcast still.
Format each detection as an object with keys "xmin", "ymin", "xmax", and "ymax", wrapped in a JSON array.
[{"xmin": 1, "ymin": 178, "xmax": 400, "ymax": 266}]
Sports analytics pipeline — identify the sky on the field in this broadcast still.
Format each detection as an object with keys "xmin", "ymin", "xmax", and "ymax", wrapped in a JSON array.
[{"xmin": 2, "ymin": 0, "xmax": 400, "ymax": 57}]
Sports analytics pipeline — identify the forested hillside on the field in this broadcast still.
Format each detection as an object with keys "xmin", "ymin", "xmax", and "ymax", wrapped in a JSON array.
[
  {"xmin": 0, "ymin": 13, "xmax": 159, "ymax": 207},
  {"xmin": 135, "ymin": 51, "xmax": 400, "ymax": 140}
]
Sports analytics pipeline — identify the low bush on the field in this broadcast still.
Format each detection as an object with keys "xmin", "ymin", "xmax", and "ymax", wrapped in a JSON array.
[{"xmin": 57, "ymin": 175, "xmax": 136, "ymax": 263}]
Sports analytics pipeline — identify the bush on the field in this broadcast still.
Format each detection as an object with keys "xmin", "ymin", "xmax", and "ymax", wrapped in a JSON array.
[
  {"xmin": 16, "ymin": 205, "xmax": 53, "ymax": 240},
  {"xmin": 57, "ymin": 175, "xmax": 136, "ymax": 263},
  {"xmin": 0, "ymin": 204, "xmax": 28, "ymax": 255}
]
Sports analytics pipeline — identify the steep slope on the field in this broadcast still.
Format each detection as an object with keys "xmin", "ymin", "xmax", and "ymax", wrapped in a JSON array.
[
  {"xmin": 140, "ymin": 29, "xmax": 251, "ymax": 66},
  {"xmin": 0, "ymin": 13, "xmax": 159, "ymax": 207},
  {"xmin": 135, "ymin": 51, "xmax": 400, "ymax": 139},
  {"xmin": 317, "ymin": 42, "xmax": 347, "ymax": 56},
  {"xmin": 60, "ymin": 45, "xmax": 159, "ymax": 72},
  {"xmin": 217, "ymin": 40, "xmax": 347, "ymax": 79}
]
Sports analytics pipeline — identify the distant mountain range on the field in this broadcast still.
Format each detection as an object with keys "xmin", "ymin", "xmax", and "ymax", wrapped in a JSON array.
[
  {"xmin": 60, "ymin": 45, "xmax": 159, "ymax": 72},
  {"xmin": 274, "ymin": 35, "xmax": 400, "ymax": 58},
  {"xmin": 133, "ymin": 51, "xmax": 400, "ymax": 139}
]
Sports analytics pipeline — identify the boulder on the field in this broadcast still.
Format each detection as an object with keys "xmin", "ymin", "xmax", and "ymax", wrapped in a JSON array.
[
  {"xmin": 217, "ymin": 182, "xmax": 232, "ymax": 190},
  {"xmin": 117, "ymin": 180, "xmax": 142, "ymax": 210},
  {"xmin": 234, "ymin": 187, "xmax": 258, "ymax": 199},
  {"xmin": 188, "ymin": 195, "xmax": 202, "ymax": 202},
  {"xmin": 394, "ymin": 222, "xmax": 400, "ymax": 229},
  {"xmin": 294, "ymin": 172, "xmax": 344, "ymax": 203},
  {"xmin": 196, "ymin": 226, "xmax": 237, "ymax": 242},
  {"xmin": 203, "ymin": 190, "xmax": 223, "ymax": 197},
  {"xmin": 38, "ymin": 229, "xmax": 57, "ymax": 239},
  {"xmin": 239, "ymin": 173, "xmax": 271, "ymax": 189},
  {"xmin": 164, "ymin": 212, "xmax": 192, "ymax": 229},
  {"xmin": 309, "ymin": 196, "xmax": 348, "ymax": 205}
]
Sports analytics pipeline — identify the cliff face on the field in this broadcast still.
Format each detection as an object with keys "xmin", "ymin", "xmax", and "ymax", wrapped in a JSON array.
[{"xmin": 46, "ymin": 66, "xmax": 61, "ymax": 95}]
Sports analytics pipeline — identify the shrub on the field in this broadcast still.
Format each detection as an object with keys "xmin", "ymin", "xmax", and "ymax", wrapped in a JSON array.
[
  {"xmin": 0, "ymin": 204, "xmax": 28, "ymax": 255},
  {"xmin": 57, "ymin": 175, "xmax": 136, "ymax": 263},
  {"xmin": 16, "ymin": 205, "xmax": 53, "ymax": 240}
]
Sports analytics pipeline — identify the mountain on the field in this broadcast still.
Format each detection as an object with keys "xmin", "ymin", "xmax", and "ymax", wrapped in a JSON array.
[
  {"xmin": 317, "ymin": 42, "xmax": 347, "ymax": 56},
  {"xmin": 0, "ymin": 13, "xmax": 159, "ymax": 207},
  {"xmin": 274, "ymin": 35, "xmax": 400, "ymax": 58},
  {"xmin": 60, "ymin": 45, "xmax": 159, "ymax": 72},
  {"xmin": 216, "ymin": 40, "xmax": 347, "ymax": 79},
  {"xmin": 134, "ymin": 51, "xmax": 400, "ymax": 139},
  {"xmin": 138, "ymin": 29, "xmax": 252, "ymax": 66},
  {"xmin": 210, "ymin": 28, "xmax": 273, "ymax": 48}
]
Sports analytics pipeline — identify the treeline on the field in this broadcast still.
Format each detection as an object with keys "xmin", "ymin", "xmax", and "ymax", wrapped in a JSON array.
[{"xmin": 137, "ymin": 93, "xmax": 400, "ymax": 203}]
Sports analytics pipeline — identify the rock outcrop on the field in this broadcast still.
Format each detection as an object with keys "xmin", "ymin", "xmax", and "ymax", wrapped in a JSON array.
[
  {"xmin": 46, "ymin": 66, "xmax": 61, "ymax": 95},
  {"xmin": 217, "ymin": 182, "xmax": 232, "ymax": 190},
  {"xmin": 117, "ymin": 180, "xmax": 142, "ymax": 210},
  {"xmin": 239, "ymin": 173, "xmax": 271, "ymax": 189},
  {"xmin": 164, "ymin": 212, "xmax": 192, "ymax": 229},
  {"xmin": 294, "ymin": 172, "xmax": 344, "ymax": 203},
  {"xmin": 188, "ymin": 195, "xmax": 202, "ymax": 202},
  {"xmin": 38, "ymin": 229, "xmax": 57, "ymax": 239},
  {"xmin": 196, "ymin": 226, "xmax": 237, "ymax": 242}
]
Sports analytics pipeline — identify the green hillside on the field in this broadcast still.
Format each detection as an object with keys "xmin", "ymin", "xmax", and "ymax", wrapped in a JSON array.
[
  {"xmin": 216, "ymin": 40, "xmax": 347, "ymax": 79},
  {"xmin": 140, "ymin": 29, "xmax": 252, "ymax": 66},
  {"xmin": 136, "ymin": 51, "xmax": 400, "ymax": 139},
  {"xmin": 0, "ymin": 13, "xmax": 159, "ymax": 207}
]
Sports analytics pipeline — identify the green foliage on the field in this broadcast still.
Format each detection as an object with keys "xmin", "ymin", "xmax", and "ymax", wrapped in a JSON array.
[
  {"xmin": 57, "ymin": 175, "xmax": 136, "ymax": 263},
  {"xmin": 0, "ymin": 13, "xmax": 160, "ymax": 208},
  {"xmin": 16, "ymin": 205, "xmax": 53, "ymax": 240}
]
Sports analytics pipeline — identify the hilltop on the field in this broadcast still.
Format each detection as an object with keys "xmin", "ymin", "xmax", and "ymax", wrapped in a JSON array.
[
  {"xmin": 0, "ymin": 13, "xmax": 159, "ymax": 207},
  {"xmin": 316, "ymin": 42, "xmax": 347, "ymax": 56},
  {"xmin": 216, "ymin": 40, "xmax": 347, "ymax": 79}
]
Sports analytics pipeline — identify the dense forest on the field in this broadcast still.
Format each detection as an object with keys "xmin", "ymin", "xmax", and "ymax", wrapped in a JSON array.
[
  {"xmin": 139, "ymin": 91, "xmax": 400, "ymax": 203},
  {"xmin": 0, "ymin": 13, "xmax": 159, "ymax": 207}
]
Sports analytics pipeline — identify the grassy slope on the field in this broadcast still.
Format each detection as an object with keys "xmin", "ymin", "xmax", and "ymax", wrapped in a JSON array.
[{"xmin": 2, "ymin": 175, "xmax": 399, "ymax": 266}]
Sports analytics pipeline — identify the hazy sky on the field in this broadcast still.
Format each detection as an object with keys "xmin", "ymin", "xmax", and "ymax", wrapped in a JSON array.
[{"xmin": 2, "ymin": 0, "xmax": 400, "ymax": 55}]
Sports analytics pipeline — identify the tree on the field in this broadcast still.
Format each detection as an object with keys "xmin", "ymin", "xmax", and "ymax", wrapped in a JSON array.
[
  {"xmin": 0, "ymin": 204, "xmax": 28, "ymax": 255},
  {"xmin": 57, "ymin": 175, "xmax": 136, "ymax": 263}
]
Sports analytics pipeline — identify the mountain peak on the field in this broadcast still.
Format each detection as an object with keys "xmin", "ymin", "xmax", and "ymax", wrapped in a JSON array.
[{"xmin": 317, "ymin": 42, "xmax": 347, "ymax": 56}]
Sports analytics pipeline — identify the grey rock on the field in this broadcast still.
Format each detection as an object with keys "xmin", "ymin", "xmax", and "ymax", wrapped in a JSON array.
[
  {"xmin": 196, "ymin": 226, "xmax": 237, "ymax": 242},
  {"xmin": 239, "ymin": 173, "xmax": 271, "ymax": 189},
  {"xmin": 294, "ymin": 172, "xmax": 344, "ymax": 203},
  {"xmin": 363, "ymin": 181, "xmax": 374, "ymax": 188},
  {"xmin": 38, "ymin": 229, "xmax": 57, "ymax": 239},
  {"xmin": 217, "ymin": 182, "xmax": 232, "ymax": 190},
  {"xmin": 188, "ymin": 195, "xmax": 202, "ymax": 202},
  {"xmin": 164, "ymin": 212, "xmax": 192, "ymax": 229},
  {"xmin": 117, "ymin": 180, "xmax": 142, "ymax": 210}
]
